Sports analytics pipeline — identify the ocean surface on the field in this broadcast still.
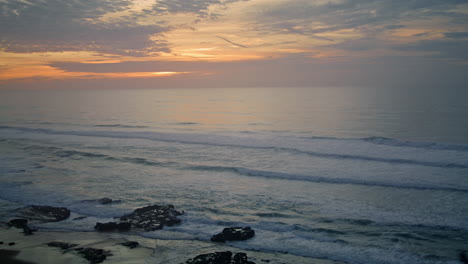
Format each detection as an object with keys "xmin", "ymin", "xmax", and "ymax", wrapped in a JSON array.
[{"xmin": 0, "ymin": 86, "xmax": 467, "ymax": 263}]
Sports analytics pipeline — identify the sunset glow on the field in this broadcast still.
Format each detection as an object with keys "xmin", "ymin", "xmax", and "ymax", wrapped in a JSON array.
[{"xmin": 0, "ymin": 0, "xmax": 467, "ymax": 88}]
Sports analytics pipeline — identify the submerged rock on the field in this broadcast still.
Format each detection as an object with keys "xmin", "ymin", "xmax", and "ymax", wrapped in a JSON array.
[
  {"xmin": 94, "ymin": 222, "xmax": 131, "ymax": 232},
  {"xmin": 8, "ymin": 219, "xmax": 28, "ymax": 229},
  {"xmin": 8, "ymin": 218, "xmax": 37, "ymax": 235},
  {"xmin": 82, "ymin": 198, "xmax": 120, "ymax": 205},
  {"xmin": 186, "ymin": 251, "xmax": 232, "ymax": 264},
  {"xmin": 18, "ymin": 205, "xmax": 70, "ymax": 222},
  {"xmin": 119, "ymin": 204, "xmax": 183, "ymax": 231},
  {"xmin": 47, "ymin": 241, "xmax": 78, "ymax": 250},
  {"xmin": 211, "ymin": 227, "xmax": 255, "ymax": 242},
  {"xmin": 185, "ymin": 251, "xmax": 256, "ymax": 264},
  {"xmin": 97, "ymin": 198, "xmax": 113, "ymax": 204},
  {"xmin": 121, "ymin": 241, "xmax": 139, "ymax": 249},
  {"xmin": 75, "ymin": 247, "xmax": 108, "ymax": 264}
]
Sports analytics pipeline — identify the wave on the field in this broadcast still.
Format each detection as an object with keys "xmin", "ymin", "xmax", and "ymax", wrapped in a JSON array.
[
  {"xmin": 361, "ymin": 136, "xmax": 468, "ymax": 151},
  {"xmin": 300, "ymin": 135, "xmax": 468, "ymax": 151},
  {"xmin": 7, "ymin": 139, "xmax": 467, "ymax": 193},
  {"xmin": 94, "ymin": 124, "xmax": 149, "ymax": 128},
  {"xmin": 186, "ymin": 165, "xmax": 468, "ymax": 193},
  {"xmin": 1, "ymin": 126, "xmax": 468, "ymax": 169}
]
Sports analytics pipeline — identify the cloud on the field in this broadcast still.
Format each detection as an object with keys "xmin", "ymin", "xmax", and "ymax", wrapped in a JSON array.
[
  {"xmin": 393, "ymin": 39, "xmax": 468, "ymax": 60},
  {"xmin": 150, "ymin": 0, "xmax": 248, "ymax": 17},
  {"xmin": 0, "ymin": 0, "xmax": 169, "ymax": 56},
  {"xmin": 445, "ymin": 32, "xmax": 468, "ymax": 39},
  {"xmin": 251, "ymin": 0, "xmax": 467, "ymax": 35}
]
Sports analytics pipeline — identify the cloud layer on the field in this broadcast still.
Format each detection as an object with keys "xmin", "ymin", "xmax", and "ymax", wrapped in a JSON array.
[{"xmin": 0, "ymin": 0, "xmax": 467, "ymax": 87}]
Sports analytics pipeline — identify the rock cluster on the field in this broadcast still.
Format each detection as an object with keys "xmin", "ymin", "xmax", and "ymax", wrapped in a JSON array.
[
  {"xmin": 47, "ymin": 242, "xmax": 108, "ymax": 264},
  {"xmin": 211, "ymin": 227, "xmax": 255, "ymax": 242},
  {"xmin": 18, "ymin": 205, "xmax": 70, "ymax": 222},
  {"xmin": 119, "ymin": 204, "xmax": 183, "ymax": 231},
  {"xmin": 93, "ymin": 204, "xmax": 183, "ymax": 232},
  {"xmin": 75, "ymin": 247, "xmax": 109, "ymax": 264},
  {"xmin": 185, "ymin": 251, "xmax": 255, "ymax": 264}
]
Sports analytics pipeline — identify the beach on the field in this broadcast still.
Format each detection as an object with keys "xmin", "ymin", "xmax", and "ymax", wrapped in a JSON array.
[{"xmin": 0, "ymin": 225, "xmax": 340, "ymax": 264}]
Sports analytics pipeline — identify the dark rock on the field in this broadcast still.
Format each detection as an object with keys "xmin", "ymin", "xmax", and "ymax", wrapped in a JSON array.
[
  {"xmin": 185, "ymin": 251, "xmax": 232, "ymax": 264},
  {"xmin": 460, "ymin": 251, "xmax": 468, "ymax": 264},
  {"xmin": 73, "ymin": 216, "xmax": 87, "ymax": 221},
  {"xmin": 8, "ymin": 219, "xmax": 28, "ymax": 229},
  {"xmin": 119, "ymin": 204, "xmax": 183, "ymax": 231},
  {"xmin": 211, "ymin": 227, "xmax": 255, "ymax": 242},
  {"xmin": 18, "ymin": 205, "xmax": 70, "ymax": 222},
  {"xmin": 97, "ymin": 198, "xmax": 113, "ymax": 204},
  {"xmin": 233, "ymin": 253, "xmax": 256, "ymax": 264},
  {"xmin": 260, "ymin": 260, "xmax": 270, "ymax": 263},
  {"xmin": 0, "ymin": 241, "xmax": 3, "ymax": 244},
  {"xmin": 94, "ymin": 222, "xmax": 131, "ymax": 232},
  {"xmin": 8, "ymin": 218, "xmax": 37, "ymax": 235},
  {"xmin": 8, "ymin": 242, "xmax": 15, "ymax": 246},
  {"xmin": 121, "ymin": 241, "xmax": 139, "ymax": 249},
  {"xmin": 75, "ymin": 247, "xmax": 107, "ymax": 264},
  {"xmin": 47, "ymin": 241, "xmax": 78, "ymax": 250},
  {"xmin": 82, "ymin": 198, "xmax": 120, "ymax": 204},
  {"xmin": 117, "ymin": 222, "xmax": 131, "ymax": 231},
  {"xmin": 22, "ymin": 226, "xmax": 37, "ymax": 236},
  {"xmin": 94, "ymin": 222, "xmax": 118, "ymax": 232}
]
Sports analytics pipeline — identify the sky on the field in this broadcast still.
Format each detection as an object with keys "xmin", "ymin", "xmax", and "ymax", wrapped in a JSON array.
[{"xmin": 0, "ymin": 0, "xmax": 467, "ymax": 89}]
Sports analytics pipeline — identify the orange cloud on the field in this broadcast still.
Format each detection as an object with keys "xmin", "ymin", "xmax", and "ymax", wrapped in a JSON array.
[{"xmin": 0, "ymin": 64, "xmax": 195, "ymax": 81}]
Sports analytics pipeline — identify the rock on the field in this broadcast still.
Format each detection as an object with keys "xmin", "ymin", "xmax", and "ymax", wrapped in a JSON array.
[
  {"xmin": 233, "ymin": 253, "xmax": 256, "ymax": 264},
  {"xmin": 0, "ymin": 241, "xmax": 3, "ymax": 244},
  {"xmin": 185, "ymin": 252, "xmax": 256, "ymax": 264},
  {"xmin": 94, "ymin": 222, "xmax": 118, "ymax": 232},
  {"xmin": 117, "ymin": 222, "xmax": 131, "ymax": 231},
  {"xmin": 185, "ymin": 251, "xmax": 232, "ymax": 264},
  {"xmin": 94, "ymin": 222, "xmax": 131, "ymax": 232},
  {"xmin": 8, "ymin": 242, "xmax": 16, "ymax": 246},
  {"xmin": 18, "ymin": 205, "xmax": 70, "ymax": 222},
  {"xmin": 97, "ymin": 198, "xmax": 113, "ymax": 204},
  {"xmin": 47, "ymin": 241, "xmax": 78, "ymax": 250},
  {"xmin": 8, "ymin": 219, "xmax": 28, "ymax": 228},
  {"xmin": 8, "ymin": 219, "xmax": 37, "ymax": 235},
  {"xmin": 22, "ymin": 226, "xmax": 37, "ymax": 236},
  {"xmin": 121, "ymin": 241, "xmax": 139, "ymax": 249},
  {"xmin": 74, "ymin": 247, "xmax": 107, "ymax": 264},
  {"xmin": 119, "ymin": 204, "xmax": 183, "ymax": 231},
  {"xmin": 82, "ymin": 198, "xmax": 120, "ymax": 204},
  {"xmin": 460, "ymin": 251, "xmax": 468, "ymax": 264},
  {"xmin": 73, "ymin": 216, "xmax": 87, "ymax": 221},
  {"xmin": 211, "ymin": 227, "xmax": 255, "ymax": 242}
]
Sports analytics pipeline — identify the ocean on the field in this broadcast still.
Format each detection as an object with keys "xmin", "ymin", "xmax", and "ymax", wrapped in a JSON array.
[{"xmin": 0, "ymin": 86, "xmax": 467, "ymax": 263}]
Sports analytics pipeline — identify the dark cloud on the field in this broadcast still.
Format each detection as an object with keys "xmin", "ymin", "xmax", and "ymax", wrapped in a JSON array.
[
  {"xmin": 445, "ymin": 32, "xmax": 468, "ymax": 39},
  {"xmin": 253, "ymin": 0, "xmax": 467, "ymax": 36},
  {"xmin": 394, "ymin": 39, "xmax": 468, "ymax": 60},
  {"xmin": 150, "ymin": 0, "xmax": 248, "ymax": 18},
  {"xmin": 0, "ymin": 0, "xmax": 169, "ymax": 55}
]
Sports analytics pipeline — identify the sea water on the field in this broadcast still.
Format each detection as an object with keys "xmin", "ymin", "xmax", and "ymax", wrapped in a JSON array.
[{"xmin": 0, "ymin": 86, "xmax": 467, "ymax": 263}]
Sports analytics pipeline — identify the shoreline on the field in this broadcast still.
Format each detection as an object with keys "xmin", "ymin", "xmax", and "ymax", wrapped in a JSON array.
[{"xmin": 0, "ymin": 226, "xmax": 340, "ymax": 264}]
